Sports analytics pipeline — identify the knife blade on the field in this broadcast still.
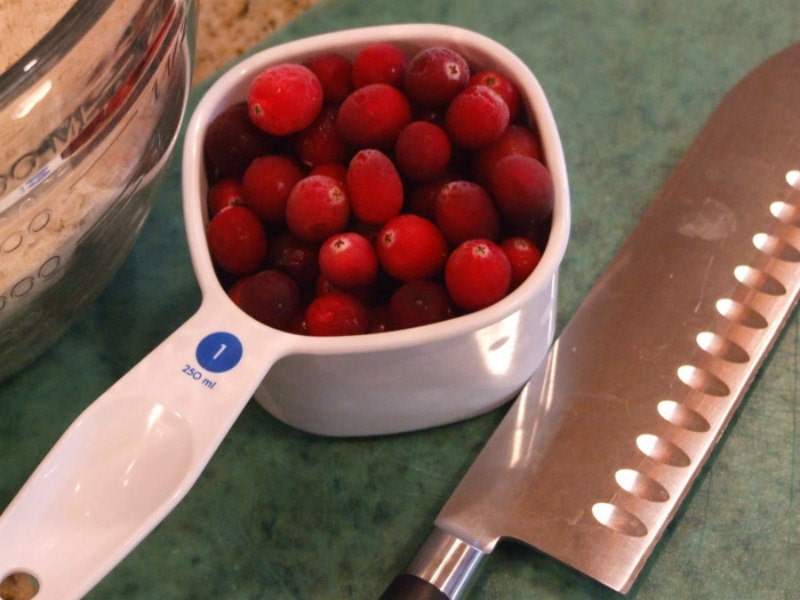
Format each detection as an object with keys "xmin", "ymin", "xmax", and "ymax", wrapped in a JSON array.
[{"xmin": 381, "ymin": 39, "xmax": 800, "ymax": 599}]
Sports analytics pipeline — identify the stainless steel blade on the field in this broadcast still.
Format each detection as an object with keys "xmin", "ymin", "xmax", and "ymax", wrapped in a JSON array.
[{"xmin": 381, "ymin": 40, "xmax": 800, "ymax": 599}]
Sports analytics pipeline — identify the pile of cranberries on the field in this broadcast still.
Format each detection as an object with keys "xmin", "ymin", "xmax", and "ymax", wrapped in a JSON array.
[{"xmin": 203, "ymin": 41, "xmax": 555, "ymax": 336}]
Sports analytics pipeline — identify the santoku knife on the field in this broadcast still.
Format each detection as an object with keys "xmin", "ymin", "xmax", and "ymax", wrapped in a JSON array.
[{"xmin": 381, "ymin": 40, "xmax": 800, "ymax": 598}]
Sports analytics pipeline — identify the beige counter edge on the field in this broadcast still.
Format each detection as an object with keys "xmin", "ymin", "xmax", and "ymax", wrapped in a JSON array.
[{"xmin": 194, "ymin": 0, "xmax": 320, "ymax": 84}]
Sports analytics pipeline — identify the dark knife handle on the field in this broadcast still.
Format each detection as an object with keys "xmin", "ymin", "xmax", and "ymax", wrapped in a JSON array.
[
  {"xmin": 380, "ymin": 574, "xmax": 449, "ymax": 600},
  {"xmin": 379, "ymin": 527, "xmax": 487, "ymax": 600}
]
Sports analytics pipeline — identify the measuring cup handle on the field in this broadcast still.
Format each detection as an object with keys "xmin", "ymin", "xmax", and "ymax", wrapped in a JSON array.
[{"xmin": 0, "ymin": 299, "xmax": 285, "ymax": 600}]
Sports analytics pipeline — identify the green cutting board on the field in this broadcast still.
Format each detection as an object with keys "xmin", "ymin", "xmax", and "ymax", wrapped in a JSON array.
[{"xmin": 2, "ymin": 1, "xmax": 798, "ymax": 598}]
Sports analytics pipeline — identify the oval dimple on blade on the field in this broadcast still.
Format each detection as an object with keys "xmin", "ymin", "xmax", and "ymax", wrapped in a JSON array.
[
  {"xmin": 591, "ymin": 503, "xmax": 648, "ymax": 538},
  {"xmin": 733, "ymin": 265, "xmax": 787, "ymax": 295},
  {"xmin": 695, "ymin": 331, "xmax": 750, "ymax": 364},
  {"xmin": 615, "ymin": 469, "xmax": 670, "ymax": 502},
  {"xmin": 752, "ymin": 232, "xmax": 800, "ymax": 262},
  {"xmin": 635, "ymin": 434, "xmax": 691, "ymax": 467},
  {"xmin": 715, "ymin": 298, "xmax": 769, "ymax": 328},
  {"xmin": 677, "ymin": 365, "xmax": 730, "ymax": 397},
  {"xmin": 769, "ymin": 199, "xmax": 800, "ymax": 226},
  {"xmin": 657, "ymin": 400, "xmax": 711, "ymax": 432}
]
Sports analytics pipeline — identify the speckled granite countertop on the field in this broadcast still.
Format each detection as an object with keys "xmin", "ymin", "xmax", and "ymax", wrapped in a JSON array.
[
  {"xmin": 194, "ymin": 0, "xmax": 319, "ymax": 83},
  {"xmin": 2, "ymin": 1, "xmax": 799, "ymax": 599}
]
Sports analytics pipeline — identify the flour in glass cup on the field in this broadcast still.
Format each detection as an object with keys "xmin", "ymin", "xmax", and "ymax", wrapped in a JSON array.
[
  {"xmin": 0, "ymin": 1, "xmax": 75, "ymax": 72},
  {"xmin": 0, "ymin": 0, "xmax": 169, "ymax": 318},
  {"xmin": 0, "ymin": 0, "xmax": 81, "ymax": 314},
  {"xmin": 0, "ymin": 0, "xmax": 190, "ymax": 382}
]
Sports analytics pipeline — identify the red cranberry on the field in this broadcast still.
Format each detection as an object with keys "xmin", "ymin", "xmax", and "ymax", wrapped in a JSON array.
[
  {"xmin": 468, "ymin": 70, "xmax": 521, "ymax": 122},
  {"xmin": 407, "ymin": 176, "xmax": 454, "ymax": 221},
  {"xmin": 229, "ymin": 269, "xmax": 301, "ymax": 330},
  {"xmin": 294, "ymin": 105, "xmax": 352, "ymax": 167},
  {"xmin": 445, "ymin": 84, "xmax": 509, "ymax": 149},
  {"xmin": 335, "ymin": 83, "xmax": 412, "ymax": 149},
  {"xmin": 389, "ymin": 279, "xmax": 454, "ymax": 330},
  {"xmin": 351, "ymin": 42, "xmax": 407, "ymax": 88},
  {"xmin": 488, "ymin": 154, "xmax": 554, "ymax": 230},
  {"xmin": 303, "ymin": 51, "xmax": 353, "ymax": 104},
  {"xmin": 395, "ymin": 121, "xmax": 452, "ymax": 182},
  {"xmin": 471, "ymin": 124, "xmax": 543, "ymax": 186},
  {"xmin": 434, "ymin": 180, "xmax": 500, "ymax": 245},
  {"xmin": 319, "ymin": 232, "xmax": 379, "ymax": 289},
  {"xmin": 310, "ymin": 162, "xmax": 348, "ymax": 186},
  {"xmin": 285, "ymin": 175, "xmax": 350, "ymax": 242},
  {"xmin": 267, "ymin": 231, "xmax": 320, "ymax": 289},
  {"xmin": 242, "ymin": 155, "xmax": 304, "ymax": 225},
  {"xmin": 306, "ymin": 291, "xmax": 370, "ymax": 336},
  {"xmin": 203, "ymin": 103, "xmax": 273, "ymax": 181},
  {"xmin": 248, "ymin": 63, "xmax": 324, "ymax": 135},
  {"xmin": 206, "ymin": 205, "xmax": 268, "ymax": 276},
  {"xmin": 500, "ymin": 236, "xmax": 543, "ymax": 288},
  {"xmin": 445, "ymin": 239, "xmax": 512, "ymax": 312},
  {"xmin": 207, "ymin": 178, "xmax": 245, "ymax": 217},
  {"xmin": 368, "ymin": 304, "xmax": 391, "ymax": 333},
  {"xmin": 404, "ymin": 46, "xmax": 470, "ymax": 108},
  {"xmin": 376, "ymin": 214, "xmax": 448, "ymax": 281},
  {"xmin": 346, "ymin": 148, "xmax": 404, "ymax": 224}
]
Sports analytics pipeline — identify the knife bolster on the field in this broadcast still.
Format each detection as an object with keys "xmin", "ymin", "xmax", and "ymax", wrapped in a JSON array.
[{"xmin": 397, "ymin": 527, "xmax": 486, "ymax": 599}]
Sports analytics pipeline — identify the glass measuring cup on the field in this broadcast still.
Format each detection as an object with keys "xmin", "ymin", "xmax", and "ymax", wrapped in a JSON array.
[
  {"xmin": 0, "ymin": 24, "xmax": 570, "ymax": 599},
  {"xmin": 0, "ymin": 0, "xmax": 195, "ymax": 382}
]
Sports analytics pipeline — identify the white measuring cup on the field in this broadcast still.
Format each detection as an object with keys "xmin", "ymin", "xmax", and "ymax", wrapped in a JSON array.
[{"xmin": 0, "ymin": 24, "xmax": 569, "ymax": 599}]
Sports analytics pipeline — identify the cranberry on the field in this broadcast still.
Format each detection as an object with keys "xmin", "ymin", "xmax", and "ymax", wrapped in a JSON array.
[
  {"xmin": 319, "ymin": 232, "xmax": 379, "ymax": 289},
  {"xmin": 204, "ymin": 103, "xmax": 273, "ymax": 181},
  {"xmin": 310, "ymin": 162, "xmax": 348, "ymax": 186},
  {"xmin": 207, "ymin": 205, "xmax": 268, "ymax": 276},
  {"xmin": 472, "ymin": 124, "xmax": 542, "ymax": 186},
  {"xmin": 346, "ymin": 148, "xmax": 404, "ymax": 224},
  {"xmin": 335, "ymin": 83, "xmax": 412, "ymax": 149},
  {"xmin": 314, "ymin": 273, "xmax": 381, "ymax": 308},
  {"xmin": 351, "ymin": 42, "xmax": 407, "ymax": 88},
  {"xmin": 303, "ymin": 52, "xmax": 353, "ymax": 104},
  {"xmin": 207, "ymin": 178, "xmax": 245, "ymax": 217},
  {"xmin": 445, "ymin": 84, "xmax": 509, "ymax": 149},
  {"xmin": 368, "ymin": 304, "xmax": 391, "ymax": 333},
  {"xmin": 305, "ymin": 291, "xmax": 370, "ymax": 336},
  {"xmin": 500, "ymin": 236, "xmax": 542, "ymax": 288},
  {"xmin": 229, "ymin": 269, "xmax": 301, "ymax": 330},
  {"xmin": 434, "ymin": 180, "xmax": 500, "ymax": 245},
  {"xmin": 315, "ymin": 273, "xmax": 339, "ymax": 297},
  {"xmin": 287, "ymin": 313, "xmax": 309, "ymax": 335},
  {"xmin": 285, "ymin": 175, "xmax": 350, "ymax": 242},
  {"xmin": 445, "ymin": 239, "xmax": 512, "ymax": 312},
  {"xmin": 489, "ymin": 154, "xmax": 554, "ymax": 230},
  {"xmin": 248, "ymin": 63, "xmax": 324, "ymax": 135},
  {"xmin": 376, "ymin": 214, "xmax": 448, "ymax": 281},
  {"xmin": 389, "ymin": 279, "xmax": 454, "ymax": 329},
  {"xmin": 294, "ymin": 105, "xmax": 352, "ymax": 167},
  {"xmin": 404, "ymin": 46, "xmax": 470, "ymax": 108},
  {"xmin": 267, "ymin": 231, "xmax": 320, "ymax": 289},
  {"xmin": 407, "ymin": 176, "xmax": 453, "ymax": 221},
  {"xmin": 468, "ymin": 70, "xmax": 521, "ymax": 122},
  {"xmin": 395, "ymin": 121, "xmax": 452, "ymax": 182},
  {"xmin": 242, "ymin": 155, "xmax": 304, "ymax": 225}
]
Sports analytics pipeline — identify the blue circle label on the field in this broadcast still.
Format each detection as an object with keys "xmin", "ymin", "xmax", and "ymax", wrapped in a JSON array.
[{"xmin": 196, "ymin": 332, "xmax": 243, "ymax": 373}]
